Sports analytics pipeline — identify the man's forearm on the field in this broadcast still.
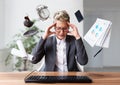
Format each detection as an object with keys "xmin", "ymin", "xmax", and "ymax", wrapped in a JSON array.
[
  {"xmin": 31, "ymin": 37, "xmax": 46, "ymax": 64},
  {"xmin": 75, "ymin": 38, "xmax": 88, "ymax": 65}
]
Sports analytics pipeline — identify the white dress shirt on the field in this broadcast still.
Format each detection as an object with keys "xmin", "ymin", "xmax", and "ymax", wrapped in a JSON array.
[
  {"xmin": 29, "ymin": 37, "xmax": 68, "ymax": 71},
  {"xmin": 56, "ymin": 37, "xmax": 68, "ymax": 72}
]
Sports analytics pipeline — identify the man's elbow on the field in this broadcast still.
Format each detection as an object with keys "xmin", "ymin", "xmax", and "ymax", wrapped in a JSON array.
[
  {"xmin": 30, "ymin": 57, "xmax": 39, "ymax": 64},
  {"xmin": 80, "ymin": 57, "xmax": 88, "ymax": 65}
]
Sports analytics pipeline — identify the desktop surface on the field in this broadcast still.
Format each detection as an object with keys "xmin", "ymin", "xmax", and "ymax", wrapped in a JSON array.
[{"xmin": 0, "ymin": 71, "xmax": 120, "ymax": 85}]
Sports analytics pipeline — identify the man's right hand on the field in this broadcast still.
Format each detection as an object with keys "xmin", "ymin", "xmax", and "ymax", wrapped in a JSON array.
[{"xmin": 42, "ymin": 23, "xmax": 56, "ymax": 39}]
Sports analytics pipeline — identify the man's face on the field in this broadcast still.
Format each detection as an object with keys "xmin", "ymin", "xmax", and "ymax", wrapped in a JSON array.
[{"xmin": 55, "ymin": 20, "xmax": 69, "ymax": 40}]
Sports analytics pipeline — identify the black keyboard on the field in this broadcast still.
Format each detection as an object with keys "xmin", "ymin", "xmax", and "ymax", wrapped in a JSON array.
[{"xmin": 25, "ymin": 75, "xmax": 92, "ymax": 83}]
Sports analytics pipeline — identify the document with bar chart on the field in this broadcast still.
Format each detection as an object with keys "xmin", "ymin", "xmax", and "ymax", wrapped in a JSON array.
[{"xmin": 84, "ymin": 18, "xmax": 112, "ymax": 48}]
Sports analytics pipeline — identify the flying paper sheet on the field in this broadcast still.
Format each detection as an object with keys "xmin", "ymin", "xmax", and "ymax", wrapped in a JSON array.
[
  {"xmin": 84, "ymin": 18, "xmax": 112, "ymax": 48},
  {"xmin": 11, "ymin": 48, "xmax": 33, "ymax": 60},
  {"xmin": 11, "ymin": 40, "xmax": 33, "ymax": 60},
  {"xmin": 16, "ymin": 40, "xmax": 27, "ymax": 57},
  {"xmin": 11, "ymin": 48, "xmax": 26, "ymax": 57}
]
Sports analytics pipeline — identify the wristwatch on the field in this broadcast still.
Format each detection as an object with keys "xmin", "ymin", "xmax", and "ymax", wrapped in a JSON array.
[{"xmin": 36, "ymin": 5, "xmax": 50, "ymax": 21}]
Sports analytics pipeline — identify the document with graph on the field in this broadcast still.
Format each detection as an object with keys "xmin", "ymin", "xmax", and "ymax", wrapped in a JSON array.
[{"xmin": 84, "ymin": 18, "xmax": 112, "ymax": 48}]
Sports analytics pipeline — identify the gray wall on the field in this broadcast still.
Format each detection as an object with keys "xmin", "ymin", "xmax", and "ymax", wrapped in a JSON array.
[{"xmin": 84, "ymin": 0, "xmax": 120, "ymax": 67}]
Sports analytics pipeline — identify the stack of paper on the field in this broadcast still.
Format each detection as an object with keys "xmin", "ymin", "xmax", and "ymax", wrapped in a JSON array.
[
  {"xmin": 11, "ymin": 40, "xmax": 33, "ymax": 60},
  {"xmin": 84, "ymin": 18, "xmax": 112, "ymax": 48}
]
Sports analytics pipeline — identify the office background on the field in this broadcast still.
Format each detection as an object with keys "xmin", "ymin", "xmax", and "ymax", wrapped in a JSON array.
[{"xmin": 0, "ymin": 0, "xmax": 120, "ymax": 71}]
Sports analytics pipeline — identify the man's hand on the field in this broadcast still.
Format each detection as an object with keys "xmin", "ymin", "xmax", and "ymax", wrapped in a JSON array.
[
  {"xmin": 42, "ymin": 23, "xmax": 56, "ymax": 39},
  {"xmin": 67, "ymin": 22, "xmax": 80, "ymax": 39}
]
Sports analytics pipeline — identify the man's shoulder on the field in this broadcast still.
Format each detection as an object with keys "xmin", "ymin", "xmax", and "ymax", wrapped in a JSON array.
[
  {"xmin": 45, "ymin": 35, "xmax": 55, "ymax": 43},
  {"xmin": 47, "ymin": 35, "xmax": 55, "ymax": 40}
]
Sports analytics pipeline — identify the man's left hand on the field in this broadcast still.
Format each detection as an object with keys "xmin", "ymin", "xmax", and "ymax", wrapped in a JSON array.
[{"xmin": 67, "ymin": 22, "xmax": 80, "ymax": 39}]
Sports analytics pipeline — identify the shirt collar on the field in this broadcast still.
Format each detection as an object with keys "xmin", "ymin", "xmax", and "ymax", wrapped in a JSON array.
[{"xmin": 56, "ymin": 36, "xmax": 66, "ymax": 45}]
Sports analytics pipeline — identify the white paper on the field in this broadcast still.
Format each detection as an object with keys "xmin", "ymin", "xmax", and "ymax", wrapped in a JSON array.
[
  {"xmin": 11, "ymin": 40, "xmax": 34, "ymax": 60},
  {"xmin": 11, "ymin": 48, "xmax": 25, "ymax": 58},
  {"xmin": 84, "ymin": 18, "xmax": 112, "ymax": 48},
  {"xmin": 95, "ymin": 23, "xmax": 112, "ymax": 48},
  {"xmin": 16, "ymin": 40, "xmax": 27, "ymax": 57},
  {"xmin": 101, "ymin": 29, "xmax": 112, "ymax": 48},
  {"xmin": 11, "ymin": 48, "xmax": 33, "ymax": 60},
  {"xmin": 27, "ymin": 54, "xmax": 33, "ymax": 61}
]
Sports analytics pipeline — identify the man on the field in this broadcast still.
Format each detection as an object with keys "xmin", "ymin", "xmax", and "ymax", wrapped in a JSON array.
[{"xmin": 31, "ymin": 10, "xmax": 88, "ymax": 71}]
